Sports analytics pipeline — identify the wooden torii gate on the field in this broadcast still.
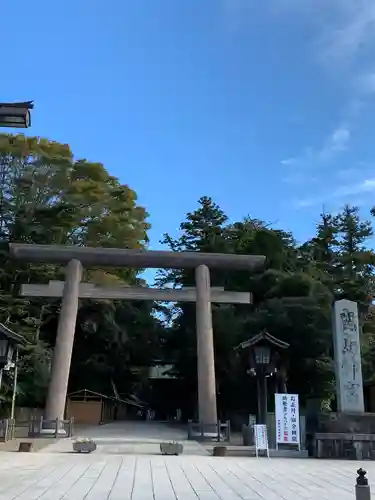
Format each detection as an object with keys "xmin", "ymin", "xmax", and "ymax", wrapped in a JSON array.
[{"xmin": 10, "ymin": 243, "xmax": 265, "ymax": 428}]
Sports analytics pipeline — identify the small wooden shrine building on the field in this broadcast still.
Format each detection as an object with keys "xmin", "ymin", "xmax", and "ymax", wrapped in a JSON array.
[{"xmin": 66, "ymin": 389, "xmax": 144, "ymax": 425}]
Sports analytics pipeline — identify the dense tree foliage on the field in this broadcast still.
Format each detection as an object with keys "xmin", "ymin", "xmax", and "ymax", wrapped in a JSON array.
[
  {"xmin": 1, "ymin": 133, "xmax": 375, "ymax": 422},
  {"xmin": 0, "ymin": 133, "xmax": 159, "ymax": 409},
  {"xmin": 158, "ymin": 198, "xmax": 375, "ymax": 418}
]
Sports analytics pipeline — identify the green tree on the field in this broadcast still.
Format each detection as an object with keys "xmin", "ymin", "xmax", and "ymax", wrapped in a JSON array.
[
  {"xmin": 0, "ymin": 133, "xmax": 156, "ymax": 408},
  {"xmin": 68, "ymin": 299, "xmax": 165, "ymax": 397},
  {"xmin": 336, "ymin": 205, "xmax": 374, "ymax": 306},
  {"xmin": 157, "ymin": 197, "xmax": 231, "ymax": 417},
  {"xmin": 298, "ymin": 212, "xmax": 339, "ymax": 285},
  {"xmin": 160, "ymin": 198, "xmax": 337, "ymax": 419},
  {"xmin": 298, "ymin": 205, "xmax": 375, "ymax": 393}
]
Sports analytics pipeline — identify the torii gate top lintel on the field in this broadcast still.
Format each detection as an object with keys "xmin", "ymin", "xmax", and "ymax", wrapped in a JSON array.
[{"xmin": 9, "ymin": 243, "xmax": 265, "ymax": 270}]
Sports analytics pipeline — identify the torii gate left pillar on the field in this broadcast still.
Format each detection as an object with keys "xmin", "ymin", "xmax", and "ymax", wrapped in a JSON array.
[
  {"xmin": 45, "ymin": 259, "xmax": 83, "ymax": 420},
  {"xmin": 195, "ymin": 264, "xmax": 217, "ymax": 425}
]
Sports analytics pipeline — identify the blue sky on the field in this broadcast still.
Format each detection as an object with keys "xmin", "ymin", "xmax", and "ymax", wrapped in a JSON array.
[{"xmin": 3, "ymin": 0, "xmax": 375, "ymax": 251}]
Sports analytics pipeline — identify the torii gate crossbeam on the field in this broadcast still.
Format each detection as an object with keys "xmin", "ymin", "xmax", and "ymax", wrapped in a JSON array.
[{"xmin": 21, "ymin": 281, "xmax": 252, "ymax": 303}]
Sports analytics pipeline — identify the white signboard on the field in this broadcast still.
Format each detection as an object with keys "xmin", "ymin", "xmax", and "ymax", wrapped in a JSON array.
[
  {"xmin": 333, "ymin": 299, "xmax": 364, "ymax": 413},
  {"xmin": 254, "ymin": 424, "xmax": 269, "ymax": 458},
  {"xmin": 275, "ymin": 393, "xmax": 300, "ymax": 446}
]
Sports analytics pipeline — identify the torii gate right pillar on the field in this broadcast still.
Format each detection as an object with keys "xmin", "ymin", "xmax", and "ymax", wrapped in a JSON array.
[{"xmin": 195, "ymin": 264, "xmax": 218, "ymax": 426}]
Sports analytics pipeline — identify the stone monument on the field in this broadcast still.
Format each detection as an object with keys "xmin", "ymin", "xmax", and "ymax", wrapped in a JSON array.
[
  {"xmin": 332, "ymin": 299, "xmax": 364, "ymax": 413},
  {"xmin": 315, "ymin": 299, "xmax": 375, "ymax": 459}
]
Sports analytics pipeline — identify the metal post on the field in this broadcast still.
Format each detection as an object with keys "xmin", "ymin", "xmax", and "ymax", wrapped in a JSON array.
[
  {"xmin": 10, "ymin": 349, "xmax": 18, "ymax": 420},
  {"xmin": 256, "ymin": 375, "xmax": 268, "ymax": 425},
  {"xmin": 4, "ymin": 419, "xmax": 9, "ymax": 442},
  {"xmin": 356, "ymin": 469, "xmax": 371, "ymax": 500},
  {"xmin": 45, "ymin": 259, "xmax": 83, "ymax": 421},
  {"xmin": 195, "ymin": 264, "xmax": 218, "ymax": 426},
  {"xmin": 263, "ymin": 375, "xmax": 268, "ymax": 425}
]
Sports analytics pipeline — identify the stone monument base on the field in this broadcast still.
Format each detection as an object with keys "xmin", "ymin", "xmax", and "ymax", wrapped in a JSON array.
[
  {"xmin": 315, "ymin": 412, "xmax": 375, "ymax": 459},
  {"xmin": 204, "ymin": 444, "xmax": 308, "ymax": 458},
  {"xmin": 318, "ymin": 412, "xmax": 375, "ymax": 433}
]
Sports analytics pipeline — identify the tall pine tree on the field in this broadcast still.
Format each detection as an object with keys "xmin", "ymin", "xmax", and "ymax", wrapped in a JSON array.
[{"xmin": 335, "ymin": 205, "xmax": 375, "ymax": 307}]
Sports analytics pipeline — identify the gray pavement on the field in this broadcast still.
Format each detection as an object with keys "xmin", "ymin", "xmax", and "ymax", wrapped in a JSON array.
[
  {"xmin": 0, "ymin": 452, "xmax": 369, "ymax": 499},
  {"xmin": 40, "ymin": 421, "xmax": 209, "ymax": 456},
  {"xmin": 0, "ymin": 421, "xmax": 371, "ymax": 499}
]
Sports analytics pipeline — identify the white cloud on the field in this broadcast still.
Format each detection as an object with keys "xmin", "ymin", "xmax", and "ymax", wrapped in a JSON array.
[
  {"xmin": 356, "ymin": 72, "xmax": 375, "ymax": 96},
  {"xmin": 273, "ymin": 0, "xmax": 375, "ymax": 95},
  {"xmin": 273, "ymin": 1, "xmax": 375, "ymax": 205},
  {"xmin": 281, "ymin": 158, "xmax": 298, "ymax": 166},
  {"xmin": 279, "ymin": 1, "xmax": 375, "ymax": 199},
  {"xmin": 317, "ymin": 126, "xmax": 350, "ymax": 161},
  {"xmin": 281, "ymin": 126, "xmax": 350, "ymax": 169},
  {"xmin": 335, "ymin": 178, "xmax": 375, "ymax": 197},
  {"xmin": 329, "ymin": 127, "xmax": 350, "ymax": 151},
  {"xmin": 269, "ymin": 0, "xmax": 375, "ymax": 65},
  {"xmin": 316, "ymin": 1, "xmax": 375, "ymax": 66},
  {"xmin": 218, "ymin": 0, "xmax": 257, "ymax": 34},
  {"xmin": 336, "ymin": 167, "xmax": 357, "ymax": 180},
  {"xmin": 296, "ymin": 176, "xmax": 375, "ymax": 208},
  {"xmin": 283, "ymin": 172, "xmax": 318, "ymax": 185},
  {"xmin": 281, "ymin": 151, "xmax": 312, "ymax": 168}
]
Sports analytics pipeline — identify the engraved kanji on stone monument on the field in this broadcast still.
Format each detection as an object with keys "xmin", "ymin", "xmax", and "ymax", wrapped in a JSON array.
[{"xmin": 333, "ymin": 299, "xmax": 364, "ymax": 413}]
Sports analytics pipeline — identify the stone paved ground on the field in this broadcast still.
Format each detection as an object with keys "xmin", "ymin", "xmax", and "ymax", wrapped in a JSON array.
[
  {"xmin": 39, "ymin": 421, "xmax": 209, "ymax": 456},
  {"xmin": 0, "ymin": 422, "xmax": 372, "ymax": 499},
  {"xmin": 0, "ymin": 452, "xmax": 370, "ymax": 499}
]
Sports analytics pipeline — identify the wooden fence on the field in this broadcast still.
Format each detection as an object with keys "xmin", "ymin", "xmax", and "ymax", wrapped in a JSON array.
[
  {"xmin": 187, "ymin": 420, "xmax": 231, "ymax": 442},
  {"xmin": 0, "ymin": 416, "xmax": 75, "ymax": 442}
]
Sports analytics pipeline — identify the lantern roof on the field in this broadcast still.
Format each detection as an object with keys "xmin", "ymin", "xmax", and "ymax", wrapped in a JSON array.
[
  {"xmin": 235, "ymin": 330, "xmax": 289, "ymax": 351},
  {"xmin": 0, "ymin": 323, "xmax": 26, "ymax": 345}
]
